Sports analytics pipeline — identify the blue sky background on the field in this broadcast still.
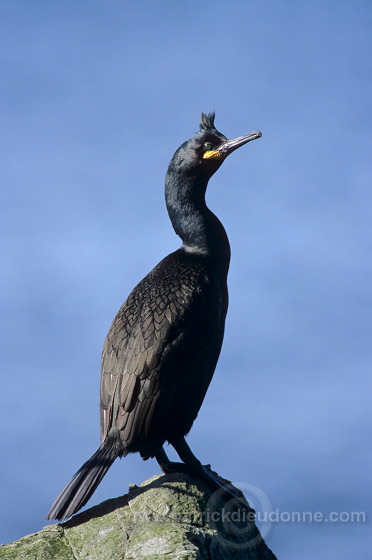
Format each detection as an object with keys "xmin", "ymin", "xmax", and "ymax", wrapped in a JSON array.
[{"xmin": 1, "ymin": 2, "xmax": 370, "ymax": 558}]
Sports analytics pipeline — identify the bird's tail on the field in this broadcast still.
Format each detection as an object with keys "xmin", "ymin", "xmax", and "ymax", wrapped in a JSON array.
[{"xmin": 46, "ymin": 444, "xmax": 118, "ymax": 521}]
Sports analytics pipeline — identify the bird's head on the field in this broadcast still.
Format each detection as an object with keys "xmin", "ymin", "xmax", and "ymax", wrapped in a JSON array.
[
  {"xmin": 165, "ymin": 113, "xmax": 262, "ymax": 252},
  {"xmin": 167, "ymin": 112, "xmax": 262, "ymax": 183}
]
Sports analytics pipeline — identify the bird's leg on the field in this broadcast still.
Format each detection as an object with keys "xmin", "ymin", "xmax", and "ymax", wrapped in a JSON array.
[
  {"xmin": 155, "ymin": 445, "xmax": 211, "ymax": 476},
  {"xmin": 155, "ymin": 446, "xmax": 190, "ymax": 474},
  {"xmin": 170, "ymin": 437, "xmax": 254, "ymax": 513}
]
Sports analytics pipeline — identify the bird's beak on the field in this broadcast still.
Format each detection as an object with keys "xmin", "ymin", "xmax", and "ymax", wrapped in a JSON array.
[{"xmin": 203, "ymin": 131, "xmax": 262, "ymax": 159}]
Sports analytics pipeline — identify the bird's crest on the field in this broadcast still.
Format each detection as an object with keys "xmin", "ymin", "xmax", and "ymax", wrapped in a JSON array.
[
  {"xmin": 199, "ymin": 112, "xmax": 226, "ymax": 141},
  {"xmin": 199, "ymin": 112, "xmax": 217, "ymax": 133}
]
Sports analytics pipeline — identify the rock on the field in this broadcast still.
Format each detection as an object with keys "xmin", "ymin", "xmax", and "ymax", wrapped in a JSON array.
[{"xmin": 0, "ymin": 472, "xmax": 277, "ymax": 559}]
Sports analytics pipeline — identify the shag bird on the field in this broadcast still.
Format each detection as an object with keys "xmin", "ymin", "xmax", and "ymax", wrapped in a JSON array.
[{"xmin": 47, "ymin": 113, "xmax": 262, "ymax": 521}]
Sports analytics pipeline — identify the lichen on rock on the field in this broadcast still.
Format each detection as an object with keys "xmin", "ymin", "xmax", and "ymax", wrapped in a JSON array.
[{"xmin": 0, "ymin": 472, "xmax": 277, "ymax": 560}]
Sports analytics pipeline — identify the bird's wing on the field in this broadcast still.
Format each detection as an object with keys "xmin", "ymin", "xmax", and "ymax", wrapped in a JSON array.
[{"xmin": 99, "ymin": 254, "xmax": 219, "ymax": 450}]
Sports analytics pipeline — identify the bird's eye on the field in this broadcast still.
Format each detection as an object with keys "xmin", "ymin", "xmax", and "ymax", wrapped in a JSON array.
[{"xmin": 203, "ymin": 142, "xmax": 213, "ymax": 152}]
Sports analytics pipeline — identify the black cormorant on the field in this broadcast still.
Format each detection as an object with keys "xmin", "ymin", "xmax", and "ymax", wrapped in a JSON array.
[{"xmin": 46, "ymin": 113, "xmax": 262, "ymax": 521}]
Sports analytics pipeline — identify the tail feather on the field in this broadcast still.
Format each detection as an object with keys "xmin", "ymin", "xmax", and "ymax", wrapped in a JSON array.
[{"xmin": 46, "ymin": 445, "xmax": 117, "ymax": 521}]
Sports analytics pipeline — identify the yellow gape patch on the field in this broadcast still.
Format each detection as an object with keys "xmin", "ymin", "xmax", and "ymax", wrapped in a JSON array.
[{"xmin": 203, "ymin": 150, "xmax": 222, "ymax": 159}]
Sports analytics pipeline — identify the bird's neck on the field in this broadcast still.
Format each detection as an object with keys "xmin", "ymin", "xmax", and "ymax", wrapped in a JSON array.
[{"xmin": 165, "ymin": 173, "xmax": 231, "ymax": 274}]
